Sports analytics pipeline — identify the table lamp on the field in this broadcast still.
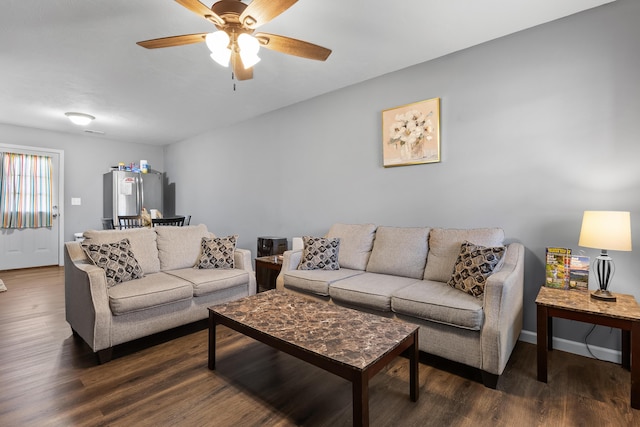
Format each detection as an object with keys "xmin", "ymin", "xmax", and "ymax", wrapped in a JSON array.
[{"xmin": 578, "ymin": 211, "xmax": 632, "ymax": 301}]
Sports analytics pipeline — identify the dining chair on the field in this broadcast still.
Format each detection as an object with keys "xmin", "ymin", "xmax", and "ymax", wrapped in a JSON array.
[
  {"xmin": 118, "ymin": 215, "xmax": 143, "ymax": 229},
  {"xmin": 101, "ymin": 218, "xmax": 115, "ymax": 230},
  {"xmin": 151, "ymin": 216, "xmax": 185, "ymax": 227}
]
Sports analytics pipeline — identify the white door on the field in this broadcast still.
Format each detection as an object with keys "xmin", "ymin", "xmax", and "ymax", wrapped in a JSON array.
[{"xmin": 0, "ymin": 144, "xmax": 63, "ymax": 270}]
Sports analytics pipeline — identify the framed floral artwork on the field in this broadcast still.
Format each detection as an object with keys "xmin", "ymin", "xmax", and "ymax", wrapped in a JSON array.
[{"xmin": 382, "ymin": 97, "xmax": 440, "ymax": 167}]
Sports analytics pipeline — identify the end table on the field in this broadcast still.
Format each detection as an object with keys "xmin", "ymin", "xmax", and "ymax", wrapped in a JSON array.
[
  {"xmin": 536, "ymin": 286, "xmax": 640, "ymax": 409},
  {"xmin": 255, "ymin": 255, "xmax": 283, "ymax": 292}
]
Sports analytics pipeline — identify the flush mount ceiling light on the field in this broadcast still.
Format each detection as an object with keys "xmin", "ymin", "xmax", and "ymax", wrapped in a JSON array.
[
  {"xmin": 65, "ymin": 112, "xmax": 95, "ymax": 126},
  {"xmin": 137, "ymin": 0, "xmax": 331, "ymax": 81}
]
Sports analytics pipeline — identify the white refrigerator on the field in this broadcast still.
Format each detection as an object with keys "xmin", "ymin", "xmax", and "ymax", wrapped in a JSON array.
[{"xmin": 103, "ymin": 170, "xmax": 163, "ymax": 221}]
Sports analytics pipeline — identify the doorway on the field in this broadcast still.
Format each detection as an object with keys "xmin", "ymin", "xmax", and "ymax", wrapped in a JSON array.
[{"xmin": 0, "ymin": 144, "xmax": 64, "ymax": 270}]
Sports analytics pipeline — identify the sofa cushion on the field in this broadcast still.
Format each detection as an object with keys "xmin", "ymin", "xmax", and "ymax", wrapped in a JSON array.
[
  {"xmin": 391, "ymin": 280, "xmax": 484, "ymax": 330},
  {"xmin": 297, "ymin": 236, "xmax": 340, "ymax": 270},
  {"xmin": 155, "ymin": 224, "xmax": 211, "ymax": 270},
  {"xmin": 448, "ymin": 241, "xmax": 506, "ymax": 297},
  {"xmin": 424, "ymin": 228, "xmax": 505, "ymax": 282},
  {"xmin": 83, "ymin": 227, "xmax": 160, "ymax": 274},
  {"xmin": 283, "ymin": 269, "xmax": 364, "ymax": 296},
  {"xmin": 166, "ymin": 268, "xmax": 250, "ymax": 297},
  {"xmin": 194, "ymin": 235, "xmax": 237, "ymax": 269},
  {"xmin": 81, "ymin": 238, "xmax": 144, "ymax": 287},
  {"xmin": 107, "ymin": 272, "xmax": 193, "ymax": 315},
  {"xmin": 329, "ymin": 272, "xmax": 420, "ymax": 312},
  {"xmin": 326, "ymin": 223, "xmax": 377, "ymax": 270},
  {"xmin": 366, "ymin": 226, "xmax": 430, "ymax": 279}
]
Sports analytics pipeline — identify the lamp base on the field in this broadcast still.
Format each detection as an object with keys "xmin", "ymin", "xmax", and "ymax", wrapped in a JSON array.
[{"xmin": 590, "ymin": 289, "xmax": 617, "ymax": 302}]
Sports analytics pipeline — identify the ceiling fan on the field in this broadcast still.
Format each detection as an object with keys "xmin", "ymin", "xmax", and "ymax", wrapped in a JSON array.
[{"xmin": 137, "ymin": 0, "xmax": 332, "ymax": 81}]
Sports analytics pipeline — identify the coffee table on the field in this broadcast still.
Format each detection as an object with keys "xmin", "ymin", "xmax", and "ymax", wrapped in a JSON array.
[{"xmin": 208, "ymin": 290, "xmax": 419, "ymax": 427}]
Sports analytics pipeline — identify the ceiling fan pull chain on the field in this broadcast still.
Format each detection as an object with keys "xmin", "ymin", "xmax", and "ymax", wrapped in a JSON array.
[{"xmin": 232, "ymin": 71, "xmax": 236, "ymax": 92}]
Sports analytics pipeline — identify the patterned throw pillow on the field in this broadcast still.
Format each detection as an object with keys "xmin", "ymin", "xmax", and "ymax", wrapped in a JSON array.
[
  {"xmin": 81, "ymin": 238, "xmax": 144, "ymax": 287},
  {"xmin": 447, "ymin": 241, "xmax": 505, "ymax": 297},
  {"xmin": 195, "ymin": 235, "xmax": 237, "ymax": 269},
  {"xmin": 297, "ymin": 236, "xmax": 340, "ymax": 270}
]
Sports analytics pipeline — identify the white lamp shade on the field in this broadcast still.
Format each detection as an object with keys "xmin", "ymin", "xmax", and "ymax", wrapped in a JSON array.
[
  {"xmin": 210, "ymin": 51, "xmax": 231, "ymax": 67},
  {"xmin": 238, "ymin": 33, "xmax": 260, "ymax": 54},
  {"xmin": 205, "ymin": 31, "xmax": 230, "ymax": 52},
  {"xmin": 206, "ymin": 31, "xmax": 231, "ymax": 67},
  {"xmin": 240, "ymin": 51, "xmax": 260, "ymax": 69},
  {"xmin": 238, "ymin": 33, "xmax": 260, "ymax": 69},
  {"xmin": 578, "ymin": 210, "xmax": 632, "ymax": 251}
]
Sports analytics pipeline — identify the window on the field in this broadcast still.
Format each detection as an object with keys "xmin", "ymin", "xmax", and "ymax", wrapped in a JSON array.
[{"xmin": 0, "ymin": 152, "xmax": 53, "ymax": 228}]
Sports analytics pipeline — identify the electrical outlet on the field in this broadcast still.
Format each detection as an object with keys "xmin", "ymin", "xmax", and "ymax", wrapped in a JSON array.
[{"xmin": 71, "ymin": 197, "xmax": 81, "ymax": 206}]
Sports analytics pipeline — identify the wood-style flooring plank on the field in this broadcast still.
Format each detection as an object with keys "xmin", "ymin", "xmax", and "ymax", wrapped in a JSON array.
[{"xmin": 1, "ymin": 266, "xmax": 640, "ymax": 426}]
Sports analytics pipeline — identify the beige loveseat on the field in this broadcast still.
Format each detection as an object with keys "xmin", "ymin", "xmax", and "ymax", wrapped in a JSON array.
[
  {"xmin": 64, "ymin": 224, "xmax": 256, "ymax": 363},
  {"xmin": 276, "ymin": 223, "xmax": 524, "ymax": 387}
]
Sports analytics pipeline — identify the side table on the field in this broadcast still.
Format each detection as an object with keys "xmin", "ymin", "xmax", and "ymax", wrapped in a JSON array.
[
  {"xmin": 255, "ymin": 255, "xmax": 283, "ymax": 292},
  {"xmin": 536, "ymin": 286, "xmax": 640, "ymax": 409}
]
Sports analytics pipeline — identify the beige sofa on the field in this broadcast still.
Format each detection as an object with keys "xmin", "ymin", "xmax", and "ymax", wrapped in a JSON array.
[
  {"xmin": 276, "ymin": 223, "xmax": 525, "ymax": 388},
  {"xmin": 64, "ymin": 224, "xmax": 256, "ymax": 363}
]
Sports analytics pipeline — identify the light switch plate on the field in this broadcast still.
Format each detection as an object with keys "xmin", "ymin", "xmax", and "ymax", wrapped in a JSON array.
[{"xmin": 71, "ymin": 197, "xmax": 81, "ymax": 206}]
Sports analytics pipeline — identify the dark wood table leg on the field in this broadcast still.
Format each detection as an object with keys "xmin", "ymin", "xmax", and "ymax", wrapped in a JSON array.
[
  {"xmin": 353, "ymin": 371, "xmax": 369, "ymax": 427},
  {"xmin": 409, "ymin": 331, "xmax": 419, "ymax": 402},
  {"xmin": 537, "ymin": 304, "xmax": 548, "ymax": 383},
  {"xmin": 631, "ymin": 321, "xmax": 640, "ymax": 409},
  {"xmin": 548, "ymin": 316, "xmax": 553, "ymax": 351},
  {"xmin": 208, "ymin": 311, "xmax": 216, "ymax": 370},
  {"xmin": 622, "ymin": 329, "xmax": 631, "ymax": 371}
]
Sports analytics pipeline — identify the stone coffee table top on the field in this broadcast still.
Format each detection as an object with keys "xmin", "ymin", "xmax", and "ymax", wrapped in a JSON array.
[{"xmin": 210, "ymin": 290, "xmax": 418, "ymax": 370}]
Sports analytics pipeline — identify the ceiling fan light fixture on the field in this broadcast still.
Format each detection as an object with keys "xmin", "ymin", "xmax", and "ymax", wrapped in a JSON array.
[
  {"xmin": 237, "ymin": 33, "xmax": 261, "ymax": 69},
  {"xmin": 205, "ymin": 31, "xmax": 230, "ymax": 52},
  {"xmin": 240, "ymin": 52, "xmax": 260, "ymax": 69},
  {"xmin": 210, "ymin": 50, "xmax": 231, "ymax": 67},
  {"xmin": 65, "ymin": 112, "xmax": 95, "ymax": 126},
  {"xmin": 206, "ymin": 31, "xmax": 231, "ymax": 67}
]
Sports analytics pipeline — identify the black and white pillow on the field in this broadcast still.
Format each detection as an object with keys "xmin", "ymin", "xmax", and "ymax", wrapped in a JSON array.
[
  {"xmin": 297, "ymin": 236, "xmax": 340, "ymax": 270},
  {"xmin": 195, "ymin": 235, "xmax": 237, "ymax": 269},
  {"xmin": 447, "ymin": 241, "xmax": 505, "ymax": 297},
  {"xmin": 82, "ymin": 238, "xmax": 144, "ymax": 287}
]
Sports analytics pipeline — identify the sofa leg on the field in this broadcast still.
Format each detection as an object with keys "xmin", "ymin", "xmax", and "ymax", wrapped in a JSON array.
[
  {"xmin": 481, "ymin": 371, "xmax": 499, "ymax": 389},
  {"xmin": 96, "ymin": 348, "xmax": 113, "ymax": 364}
]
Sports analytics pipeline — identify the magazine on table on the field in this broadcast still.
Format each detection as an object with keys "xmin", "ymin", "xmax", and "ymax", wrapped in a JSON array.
[
  {"xmin": 568, "ymin": 255, "xmax": 590, "ymax": 291},
  {"xmin": 545, "ymin": 247, "xmax": 571, "ymax": 289}
]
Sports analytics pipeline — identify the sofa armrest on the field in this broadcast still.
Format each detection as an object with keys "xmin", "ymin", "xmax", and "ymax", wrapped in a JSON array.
[
  {"xmin": 480, "ymin": 242, "xmax": 525, "ymax": 375},
  {"xmin": 233, "ymin": 248, "xmax": 257, "ymax": 295},
  {"xmin": 233, "ymin": 248, "xmax": 253, "ymax": 272},
  {"xmin": 276, "ymin": 249, "xmax": 302, "ymax": 291},
  {"xmin": 64, "ymin": 242, "xmax": 113, "ymax": 352}
]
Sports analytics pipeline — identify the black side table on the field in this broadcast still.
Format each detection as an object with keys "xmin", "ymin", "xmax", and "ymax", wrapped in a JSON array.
[{"xmin": 255, "ymin": 255, "xmax": 283, "ymax": 292}]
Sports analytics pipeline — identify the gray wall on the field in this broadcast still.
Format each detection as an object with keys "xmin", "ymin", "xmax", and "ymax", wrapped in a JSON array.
[
  {"xmin": 165, "ymin": 0, "xmax": 640, "ymax": 352},
  {"xmin": 0, "ymin": 123, "xmax": 164, "ymax": 242}
]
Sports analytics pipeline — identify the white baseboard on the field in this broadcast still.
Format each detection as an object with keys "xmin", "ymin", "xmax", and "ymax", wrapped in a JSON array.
[{"xmin": 519, "ymin": 329, "xmax": 621, "ymax": 364}]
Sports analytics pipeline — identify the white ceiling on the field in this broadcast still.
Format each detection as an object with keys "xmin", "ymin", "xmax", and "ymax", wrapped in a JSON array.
[{"xmin": 0, "ymin": 0, "xmax": 614, "ymax": 146}]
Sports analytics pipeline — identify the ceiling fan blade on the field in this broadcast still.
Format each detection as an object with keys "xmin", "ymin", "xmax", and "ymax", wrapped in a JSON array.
[
  {"xmin": 232, "ymin": 51, "xmax": 253, "ymax": 81},
  {"xmin": 240, "ymin": 0, "xmax": 297, "ymax": 29},
  {"xmin": 137, "ymin": 33, "xmax": 207, "ymax": 49},
  {"xmin": 175, "ymin": 0, "xmax": 225, "ymax": 25},
  {"xmin": 136, "ymin": 33, "xmax": 207, "ymax": 49},
  {"xmin": 254, "ymin": 33, "xmax": 331, "ymax": 61}
]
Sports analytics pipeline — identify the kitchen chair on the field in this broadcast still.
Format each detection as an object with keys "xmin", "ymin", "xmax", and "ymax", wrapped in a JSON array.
[
  {"xmin": 152, "ymin": 216, "xmax": 185, "ymax": 227},
  {"xmin": 101, "ymin": 218, "xmax": 115, "ymax": 230},
  {"xmin": 118, "ymin": 215, "xmax": 143, "ymax": 229}
]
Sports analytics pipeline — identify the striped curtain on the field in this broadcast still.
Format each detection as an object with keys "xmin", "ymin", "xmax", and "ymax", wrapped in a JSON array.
[{"xmin": 0, "ymin": 152, "xmax": 53, "ymax": 229}]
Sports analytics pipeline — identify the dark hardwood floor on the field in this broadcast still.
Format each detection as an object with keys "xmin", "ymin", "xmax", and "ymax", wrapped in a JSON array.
[{"xmin": 1, "ymin": 266, "xmax": 639, "ymax": 426}]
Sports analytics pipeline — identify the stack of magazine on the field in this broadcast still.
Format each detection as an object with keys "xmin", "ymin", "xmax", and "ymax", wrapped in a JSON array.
[{"xmin": 545, "ymin": 247, "xmax": 589, "ymax": 291}]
